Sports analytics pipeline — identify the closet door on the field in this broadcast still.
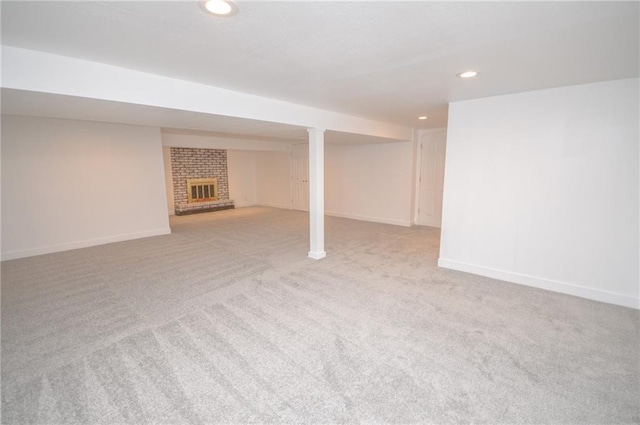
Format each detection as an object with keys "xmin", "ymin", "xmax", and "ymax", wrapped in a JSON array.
[
  {"xmin": 417, "ymin": 133, "xmax": 446, "ymax": 227},
  {"xmin": 291, "ymin": 144, "xmax": 309, "ymax": 211}
]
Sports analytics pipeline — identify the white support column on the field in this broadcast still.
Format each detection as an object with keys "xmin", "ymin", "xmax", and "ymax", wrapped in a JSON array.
[{"xmin": 308, "ymin": 128, "xmax": 326, "ymax": 260}]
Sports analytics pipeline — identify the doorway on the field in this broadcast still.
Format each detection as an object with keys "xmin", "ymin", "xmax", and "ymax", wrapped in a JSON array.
[
  {"xmin": 417, "ymin": 132, "xmax": 447, "ymax": 227},
  {"xmin": 291, "ymin": 144, "xmax": 309, "ymax": 211}
]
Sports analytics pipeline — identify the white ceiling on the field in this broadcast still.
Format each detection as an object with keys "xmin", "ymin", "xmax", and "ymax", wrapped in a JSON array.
[{"xmin": 1, "ymin": 1, "xmax": 638, "ymax": 131}]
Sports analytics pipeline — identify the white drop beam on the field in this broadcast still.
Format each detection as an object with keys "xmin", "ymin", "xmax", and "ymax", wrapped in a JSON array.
[
  {"xmin": 308, "ymin": 128, "xmax": 326, "ymax": 260},
  {"xmin": 1, "ymin": 46, "xmax": 413, "ymax": 141}
]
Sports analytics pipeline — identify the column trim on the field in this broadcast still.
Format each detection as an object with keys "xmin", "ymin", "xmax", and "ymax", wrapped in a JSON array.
[{"xmin": 307, "ymin": 128, "xmax": 326, "ymax": 260}]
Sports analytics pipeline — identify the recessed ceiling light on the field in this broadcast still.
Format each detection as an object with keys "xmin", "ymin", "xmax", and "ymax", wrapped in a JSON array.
[
  {"xmin": 200, "ymin": 0, "xmax": 238, "ymax": 17},
  {"xmin": 457, "ymin": 70, "xmax": 478, "ymax": 79},
  {"xmin": 418, "ymin": 116, "xmax": 428, "ymax": 120}
]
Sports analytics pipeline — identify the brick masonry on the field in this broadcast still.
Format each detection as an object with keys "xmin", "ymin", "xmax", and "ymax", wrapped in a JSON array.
[{"xmin": 170, "ymin": 147, "xmax": 233, "ymax": 214}]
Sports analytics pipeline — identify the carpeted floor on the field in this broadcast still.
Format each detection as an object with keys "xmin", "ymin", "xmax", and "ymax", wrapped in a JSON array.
[{"xmin": 1, "ymin": 206, "xmax": 638, "ymax": 424}]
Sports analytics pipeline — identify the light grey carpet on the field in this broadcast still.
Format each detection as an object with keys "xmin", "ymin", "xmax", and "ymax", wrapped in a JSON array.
[{"xmin": 1, "ymin": 206, "xmax": 638, "ymax": 424}]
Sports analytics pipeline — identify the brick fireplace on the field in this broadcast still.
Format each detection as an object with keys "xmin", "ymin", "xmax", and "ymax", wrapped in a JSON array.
[{"xmin": 170, "ymin": 147, "xmax": 234, "ymax": 215}]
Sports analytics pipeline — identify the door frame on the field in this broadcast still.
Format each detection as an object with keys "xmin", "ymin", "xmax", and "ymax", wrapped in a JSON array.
[
  {"xmin": 414, "ymin": 128, "xmax": 447, "ymax": 227},
  {"xmin": 290, "ymin": 143, "xmax": 309, "ymax": 211}
]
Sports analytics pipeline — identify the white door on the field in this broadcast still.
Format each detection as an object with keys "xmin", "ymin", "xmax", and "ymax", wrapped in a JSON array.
[
  {"xmin": 291, "ymin": 144, "xmax": 309, "ymax": 211},
  {"xmin": 417, "ymin": 132, "xmax": 447, "ymax": 227}
]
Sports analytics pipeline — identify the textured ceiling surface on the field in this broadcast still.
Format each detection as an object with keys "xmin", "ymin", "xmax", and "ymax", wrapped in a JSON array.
[{"xmin": 1, "ymin": 1, "xmax": 638, "ymax": 130}]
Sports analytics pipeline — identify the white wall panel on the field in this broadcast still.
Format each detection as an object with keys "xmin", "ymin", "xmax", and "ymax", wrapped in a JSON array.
[
  {"xmin": 228, "ymin": 150, "xmax": 258, "ymax": 208},
  {"xmin": 1, "ymin": 115, "xmax": 170, "ymax": 260},
  {"xmin": 441, "ymin": 78, "xmax": 639, "ymax": 308},
  {"xmin": 162, "ymin": 146, "xmax": 175, "ymax": 214},
  {"xmin": 325, "ymin": 141, "xmax": 414, "ymax": 226},
  {"xmin": 256, "ymin": 151, "xmax": 291, "ymax": 210}
]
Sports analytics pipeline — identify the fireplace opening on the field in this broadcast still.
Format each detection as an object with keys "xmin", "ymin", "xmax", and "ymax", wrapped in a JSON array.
[{"xmin": 187, "ymin": 178, "xmax": 218, "ymax": 203}]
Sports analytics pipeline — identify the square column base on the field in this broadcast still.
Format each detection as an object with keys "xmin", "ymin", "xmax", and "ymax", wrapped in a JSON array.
[{"xmin": 308, "ymin": 251, "xmax": 327, "ymax": 260}]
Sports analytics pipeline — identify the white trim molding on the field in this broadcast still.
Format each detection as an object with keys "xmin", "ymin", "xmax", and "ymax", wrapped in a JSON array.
[
  {"xmin": 438, "ymin": 258, "xmax": 640, "ymax": 310},
  {"xmin": 256, "ymin": 202, "xmax": 292, "ymax": 210},
  {"xmin": 1, "ymin": 227, "xmax": 172, "ymax": 261},
  {"xmin": 325, "ymin": 210, "xmax": 411, "ymax": 227},
  {"xmin": 308, "ymin": 251, "xmax": 327, "ymax": 260}
]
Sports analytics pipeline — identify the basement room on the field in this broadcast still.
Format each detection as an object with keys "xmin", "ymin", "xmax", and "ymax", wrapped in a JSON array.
[{"xmin": 1, "ymin": 1, "xmax": 638, "ymax": 424}]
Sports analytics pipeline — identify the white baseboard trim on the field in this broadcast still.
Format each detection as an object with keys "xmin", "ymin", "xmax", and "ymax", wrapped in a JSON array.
[
  {"xmin": 233, "ymin": 202, "xmax": 258, "ymax": 208},
  {"xmin": 325, "ymin": 210, "xmax": 412, "ymax": 227},
  {"xmin": 438, "ymin": 258, "xmax": 639, "ymax": 310},
  {"xmin": 1, "ymin": 227, "xmax": 172, "ymax": 261},
  {"xmin": 254, "ymin": 206, "xmax": 411, "ymax": 228},
  {"xmin": 415, "ymin": 217, "xmax": 442, "ymax": 228},
  {"xmin": 256, "ymin": 202, "xmax": 292, "ymax": 210}
]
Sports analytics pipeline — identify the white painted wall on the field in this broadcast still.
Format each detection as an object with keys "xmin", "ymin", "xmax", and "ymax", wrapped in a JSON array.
[
  {"xmin": 1, "ymin": 115, "xmax": 171, "ymax": 260},
  {"xmin": 325, "ymin": 141, "xmax": 415, "ymax": 226},
  {"xmin": 162, "ymin": 146, "xmax": 175, "ymax": 215},
  {"xmin": 256, "ymin": 151, "xmax": 292, "ymax": 210},
  {"xmin": 228, "ymin": 150, "xmax": 258, "ymax": 208},
  {"xmin": 440, "ymin": 78, "xmax": 639, "ymax": 309}
]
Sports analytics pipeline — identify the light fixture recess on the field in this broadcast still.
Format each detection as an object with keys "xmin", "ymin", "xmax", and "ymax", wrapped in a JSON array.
[
  {"xmin": 457, "ymin": 70, "xmax": 478, "ymax": 79},
  {"xmin": 200, "ymin": 0, "xmax": 238, "ymax": 17},
  {"xmin": 418, "ymin": 116, "xmax": 428, "ymax": 120}
]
